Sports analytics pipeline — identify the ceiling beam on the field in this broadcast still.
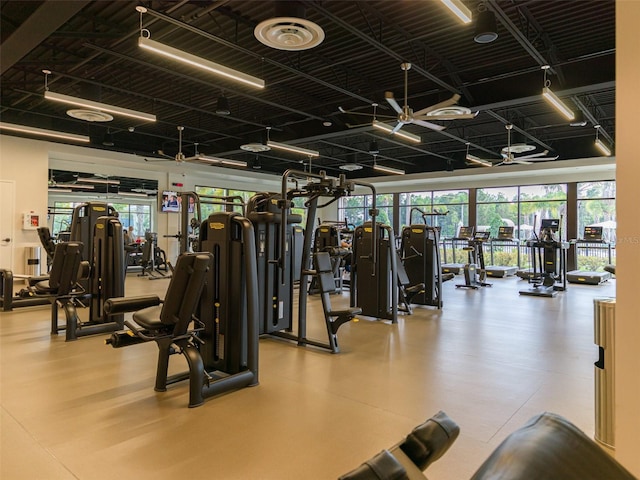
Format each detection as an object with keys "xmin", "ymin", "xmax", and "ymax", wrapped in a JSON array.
[
  {"xmin": 305, "ymin": 2, "xmax": 461, "ymax": 95},
  {"xmin": 0, "ymin": 1, "xmax": 91, "ymax": 75}
]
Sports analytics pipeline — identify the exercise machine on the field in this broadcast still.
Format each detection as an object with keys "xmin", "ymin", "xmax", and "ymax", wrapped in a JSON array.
[
  {"xmin": 340, "ymin": 411, "xmax": 635, "ymax": 480},
  {"xmin": 456, "ymin": 231, "xmax": 492, "ymax": 289},
  {"xmin": 566, "ymin": 226, "xmax": 613, "ymax": 285},
  {"xmin": 441, "ymin": 226, "xmax": 474, "ymax": 274},
  {"xmin": 519, "ymin": 218, "xmax": 569, "ymax": 297},
  {"xmin": 246, "ymin": 191, "xmax": 301, "ymax": 335},
  {"xmin": 269, "ymin": 169, "xmax": 378, "ymax": 353},
  {"xmin": 485, "ymin": 226, "xmax": 519, "ymax": 277},
  {"xmin": 105, "ymin": 212, "xmax": 259, "ymax": 408},
  {"xmin": 308, "ymin": 221, "xmax": 352, "ymax": 294},
  {"xmin": 351, "ymin": 222, "xmax": 399, "ymax": 322},
  {"xmin": 400, "ymin": 208, "xmax": 453, "ymax": 309},
  {"xmin": 0, "ymin": 203, "xmax": 115, "ymax": 312},
  {"xmin": 177, "ymin": 191, "xmax": 246, "ymax": 254},
  {"xmin": 138, "ymin": 232, "xmax": 170, "ymax": 279},
  {"xmin": 52, "ymin": 215, "xmax": 126, "ymax": 341}
]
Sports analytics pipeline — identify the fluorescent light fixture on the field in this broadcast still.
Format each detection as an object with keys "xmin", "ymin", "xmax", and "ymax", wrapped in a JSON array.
[
  {"xmin": 373, "ymin": 163, "xmax": 405, "ymax": 175},
  {"xmin": 466, "ymin": 155, "xmax": 492, "ymax": 167},
  {"xmin": 48, "ymin": 188, "xmax": 73, "ymax": 193},
  {"xmin": 440, "ymin": 0, "xmax": 473, "ymax": 24},
  {"xmin": 81, "ymin": 178, "xmax": 120, "ymax": 185},
  {"xmin": 594, "ymin": 138, "xmax": 611, "ymax": 156},
  {"xmin": 119, "ymin": 192, "xmax": 148, "ymax": 197},
  {"xmin": 44, "ymin": 91, "xmax": 156, "ymax": 122},
  {"xmin": 267, "ymin": 141, "xmax": 319, "ymax": 157},
  {"xmin": 542, "ymin": 87, "xmax": 575, "ymax": 121},
  {"xmin": 195, "ymin": 155, "xmax": 248, "ymax": 167},
  {"xmin": 593, "ymin": 125, "xmax": 611, "ymax": 156},
  {"xmin": 138, "ymin": 36, "xmax": 265, "ymax": 89},
  {"xmin": 50, "ymin": 184, "xmax": 95, "ymax": 190},
  {"xmin": 0, "ymin": 122, "xmax": 90, "ymax": 143},
  {"xmin": 372, "ymin": 120, "xmax": 421, "ymax": 143}
]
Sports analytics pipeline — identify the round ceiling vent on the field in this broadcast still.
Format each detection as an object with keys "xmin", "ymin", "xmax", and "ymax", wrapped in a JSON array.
[
  {"xmin": 427, "ymin": 106, "xmax": 473, "ymax": 118},
  {"xmin": 502, "ymin": 143, "xmax": 536, "ymax": 154},
  {"xmin": 339, "ymin": 163, "xmax": 363, "ymax": 171},
  {"xmin": 240, "ymin": 143, "xmax": 271, "ymax": 153},
  {"xmin": 66, "ymin": 109, "xmax": 113, "ymax": 122},
  {"xmin": 254, "ymin": 17, "xmax": 325, "ymax": 51}
]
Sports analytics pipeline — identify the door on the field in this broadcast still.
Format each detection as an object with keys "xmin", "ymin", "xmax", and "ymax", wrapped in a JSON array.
[{"xmin": 0, "ymin": 180, "xmax": 15, "ymax": 270}]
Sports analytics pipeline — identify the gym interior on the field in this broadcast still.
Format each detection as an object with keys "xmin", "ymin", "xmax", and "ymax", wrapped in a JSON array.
[{"xmin": 1, "ymin": 2, "xmax": 639, "ymax": 479}]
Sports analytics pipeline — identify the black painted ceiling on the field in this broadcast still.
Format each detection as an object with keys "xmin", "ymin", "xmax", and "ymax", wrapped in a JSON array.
[{"xmin": 1, "ymin": 0, "xmax": 615, "ymax": 178}]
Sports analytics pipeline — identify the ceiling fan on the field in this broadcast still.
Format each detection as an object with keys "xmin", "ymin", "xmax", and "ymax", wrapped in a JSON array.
[
  {"xmin": 466, "ymin": 124, "xmax": 559, "ymax": 167},
  {"xmin": 338, "ymin": 63, "xmax": 477, "ymax": 135},
  {"xmin": 384, "ymin": 62, "xmax": 478, "ymax": 134}
]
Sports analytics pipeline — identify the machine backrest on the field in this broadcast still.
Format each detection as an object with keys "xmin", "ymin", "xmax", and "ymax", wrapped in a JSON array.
[
  {"xmin": 314, "ymin": 252, "xmax": 338, "ymax": 295},
  {"xmin": 48, "ymin": 242, "xmax": 84, "ymax": 294},
  {"xmin": 37, "ymin": 227, "xmax": 57, "ymax": 260},
  {"xmin": 160, "ymin": 252, "xmax": 212, "ymax": 335}
]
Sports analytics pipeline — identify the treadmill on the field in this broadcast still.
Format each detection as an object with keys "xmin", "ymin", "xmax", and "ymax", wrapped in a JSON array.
[
  {"xmin": 441, "ymin": 226, "xmax": 474, "ymax": 274},
  {"xmin": 566, "ymin": 226, "xmax": 613, "ymax": 285},
  {"xmin": 485, "ymin": 226, "xmax": 519, "ymax": 278}
]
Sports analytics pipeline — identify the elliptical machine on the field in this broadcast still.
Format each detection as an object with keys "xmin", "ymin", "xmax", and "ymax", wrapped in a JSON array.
[{"xmin": 456, "ymin": 231, "xmax": 492, "ymax": 289}]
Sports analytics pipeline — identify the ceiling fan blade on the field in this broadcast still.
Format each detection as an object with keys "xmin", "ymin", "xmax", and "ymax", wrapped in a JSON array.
[
  {"xmin": 385, "ymin": 91, "xmax": 403, "ymax": 114},
  {"xmin": 413, "ymin": 94, "xmax": 461, "ymax": 117},
  {"xmin": 494, "ymin": 161, "xmax": 506, "ymax": 167},
  {"xmin": 512, "ymin": 159, "xmax": 533, "ymax": 165},
  {"xmin": 412, "ymin": 119, "xmax": 445, "ymax": 131},
  {"xmin": 517, "ymin": 150, "xmax": 554, "ymax": 160},
  {"xmin": 339, "ymin": 109, "xmax": 394, "ymax": 118},
  {"xmin": 415, "ymin": 112, "xmax": 478, "ymax": 121},
  {"xmin": 391, "ymin": 121, "xmax": 404, "ymax": 134},
  {"xmin": 523, "ymin": 156, "xmax": 560, "ymax": 162},
  {"xmin": 345, "ymin": 122, "xmax": 372, "ymax": 128}
]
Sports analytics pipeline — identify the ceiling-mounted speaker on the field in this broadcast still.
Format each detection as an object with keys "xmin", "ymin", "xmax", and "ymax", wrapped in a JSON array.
[
  {"xmin": 474, "ymin": 9, "xmax": 498, "ymax": 44},
  {"xmin": 102, "ymin": 131, "xmax": 114, "ymax": 146},
  {"xmin": 570, "ymin": 110, "xmax": 587, "ymax": 127},
  {"xmin": 216, "ymin": 95, "xmax": 230, "ymax": 115}
]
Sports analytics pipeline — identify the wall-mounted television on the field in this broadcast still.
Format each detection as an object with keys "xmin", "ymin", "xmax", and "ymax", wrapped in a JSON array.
[{"xmin": 160, "ymin": 190, "xmax": 181, "ymax": 212}]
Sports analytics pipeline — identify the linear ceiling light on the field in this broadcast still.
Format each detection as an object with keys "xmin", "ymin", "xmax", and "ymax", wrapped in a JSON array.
[
  {"xmin": 81, "ymin": 178, "xmax": 120, "ymax": 185},
  {"xmin": 138, "ymin": 36, "xmax": 265, "ymax": 89},
  {"xmin": 373, "ymin": 156, "xmax": 405, "ymax": 175},
  {"xmin": 440, "ymin": 0, "xmax": 473, "ymax": 24},
  {"xmin": 594, "ymin": 125, "xmax": 612, "ymax": 156},
  {"xmin": 466, "ymin": 154, "xmax": 492, "ymax": 167},
  {"xmin": 541, "ymin": 66, "xmax": 574, "ymax": 121},
  {"xmin": 267, "ymin": 140, "xmax": 319, "ymax": 157},
  {"xmin": 195, "ymin": 155, "xmax": 248, "ymax": 167},
  {"xmin": 0, "ymin": 122, "xmax": 90, "ymax": 143},
  {"xmin": 44, "ymin": 91, "xmax": 156, "ymax": 122},
  {"xmin": 119, "ymin": 192, "xmax": 149, "ymax": 198},
  {"xmin": 48, "ymin": 188, "xmax": 73, "ymax": 193},
  {"xmin": 50, "ymin": 184, "xmax": 95, "ymax": 190},
  {"xmin": 372, "ymin": 120, "xmax": 422, "ymax": 144}
]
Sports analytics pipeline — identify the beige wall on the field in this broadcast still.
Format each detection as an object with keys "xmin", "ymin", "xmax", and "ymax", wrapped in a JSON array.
[
  {"xmin": 614, "ymin": 0, "xmax": 640, "ymax": 475},
  {"xmin": 0, "ymin": 135, "xmax": 49, "ymax": 272}
]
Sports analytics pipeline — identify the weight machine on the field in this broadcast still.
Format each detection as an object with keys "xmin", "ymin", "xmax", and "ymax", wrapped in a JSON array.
[
  {"xmin": 105, "ymin": 211, "xmax": 259, "ymax": 407},
  {"xmin": 269, "ymin": 169, "xmax": 378, "ymax": 353},
  {"xmin": 400, "ymin": 208, "xmax": 452, "ymax": 309}
]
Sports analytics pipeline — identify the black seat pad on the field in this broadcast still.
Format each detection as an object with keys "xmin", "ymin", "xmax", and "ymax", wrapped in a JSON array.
[
  {"xmin": 34, "ymin": 280, "xmax": 56, "ymax": 294},
  {"xmin": 329, "ymin": 307, "xmax": 362, "ymax": 317},
  {"xmin": 133, "ymin": 305, "xmax": 165, "ymax": 330},
  {"xmin": 405, "ymin": 283, "xmax": 424, "ymax": 294}
]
